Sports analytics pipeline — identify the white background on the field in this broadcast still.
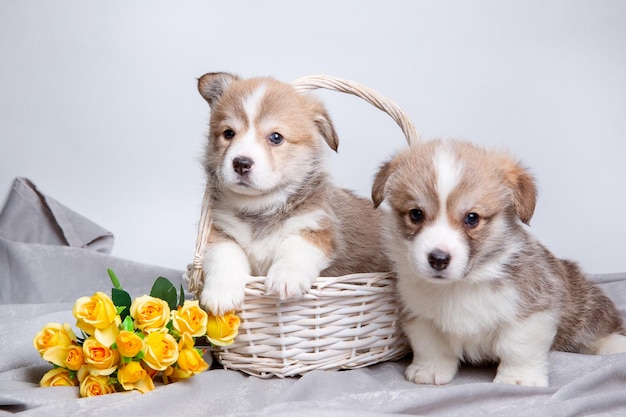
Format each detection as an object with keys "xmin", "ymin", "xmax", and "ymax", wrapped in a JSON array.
[{"xmin": 1, "ymin": 0, "xmax": 625, "ymax": 274}]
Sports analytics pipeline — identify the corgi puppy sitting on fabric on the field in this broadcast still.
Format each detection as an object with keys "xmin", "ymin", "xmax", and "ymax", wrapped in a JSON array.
[
  {"xmin": 195, "ymin": 72, "xmax": 390, "ymax": 315},
  {"xmin": 372, "ymin": 138, "xmax": 626, "ymax": 387}
]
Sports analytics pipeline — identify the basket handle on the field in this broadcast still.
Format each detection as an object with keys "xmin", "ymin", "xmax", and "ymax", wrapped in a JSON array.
[
  {"xmin": 290, "ymin": 75, "xmax": 419, "ymax": 146},
  {"xmin": 186, "ymin": 183, "xmax": 212, "ymax": 296},
  {"xmin": 185, "ymin": 75, "xmax": 418, "ymax": 296}
]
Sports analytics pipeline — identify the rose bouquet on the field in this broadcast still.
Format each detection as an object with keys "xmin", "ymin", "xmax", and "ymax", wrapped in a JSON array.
[{"xmin": 33, "ymin": 269, "xmax": 240, "ymax": 397}]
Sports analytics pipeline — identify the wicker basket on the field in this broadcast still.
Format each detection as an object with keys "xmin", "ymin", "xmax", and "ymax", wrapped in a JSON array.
[{"xmin": 185, "ymin": 75, "xmax": 418, "ymax": 378}]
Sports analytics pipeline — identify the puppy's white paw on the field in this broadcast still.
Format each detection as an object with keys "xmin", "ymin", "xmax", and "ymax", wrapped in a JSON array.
[
  {"xmin": 265, "ymin": 263, "xmax": 314, "ymax": 300},
  {"xmin": 593, "ymin": 333, "xmax": 626, "ymax": 355},
  {"xmin": 494, "ymin": 367, "xmax": 548, "ymax": 387},
  {"xmin": 405, "ymin": 360, "xmax": 458, "ymax": 385},
  {"xmin": 199, "ymin": 274, "xmax": 246, "ymax": 315}
]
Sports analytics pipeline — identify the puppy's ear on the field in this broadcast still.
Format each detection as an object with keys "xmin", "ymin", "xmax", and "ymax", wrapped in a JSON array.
[
  {"xmin": 310, "ymin": 102, "xmax": 339, "ymax": 152},
  {"xmin": 197, "ymin": 72, "xmax": 240, "ymax": 108},
  {"xmin": 372, "ymin": 160, "xmax": 393, "ymax": 208},
  {"xmin": 503, "ymin": 158, "xmax": 537, "ymax": 225}
]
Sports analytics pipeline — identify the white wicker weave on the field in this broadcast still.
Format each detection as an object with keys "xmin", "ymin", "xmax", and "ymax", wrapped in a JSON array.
[{"xmin": 185, "ymin": 75, "xmax": 417, "ymax": 378}]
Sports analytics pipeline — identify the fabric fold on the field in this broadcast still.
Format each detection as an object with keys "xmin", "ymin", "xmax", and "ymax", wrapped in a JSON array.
[
  {"xmin": 0, "ymin": 177, "xmax": 114, "ymax": 253},
  {"xmin": 0, "ymin": 177, "xmax": 184, "ymax": 304}
]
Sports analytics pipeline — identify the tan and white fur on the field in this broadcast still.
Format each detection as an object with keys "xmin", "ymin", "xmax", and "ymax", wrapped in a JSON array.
[
  {"xmin": 372, "ymin": 138, "xmax": 626, "ymax": 387},
  {"xmin": 196, "ymin": 72, "xmax": 390, "ymax": 315}
]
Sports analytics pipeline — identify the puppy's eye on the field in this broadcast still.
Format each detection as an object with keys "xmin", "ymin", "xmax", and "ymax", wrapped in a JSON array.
[
  {"xmin": 465, "ymin": 212, "xmax": 480, "ymax": 228},
  {"xmin": 223, "ymin": 129, "xmax": 235, "ymax": 140},
  {"xmin": 268, "ymin": 132, "xmax": 283, "ymax": 145},
  {"xmin": 408, "ymin": 209, "xmax": 424, "ymax": 224}
]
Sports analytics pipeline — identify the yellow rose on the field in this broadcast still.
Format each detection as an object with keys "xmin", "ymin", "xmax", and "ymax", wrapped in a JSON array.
[
  {"xmin": 73, "ymin": 292, "xmax": 118, "ymax": 335},
  {"xmin": 33, "ymin": 323, "xmax": 75, "ymax": 355},
  {"xmin": 171, "ymin": 300, "xmax": 208, "ymax": 338},
  {"xmin": 39, "ymin": 368, "xmax": 77, "ymax": 387},
  {"xmin": 76, "ymin": 364, "xmax": 89, "ymax": 382},
  {"xmin": 176, "ymin": 333, "xmax": 210, "ymax": 375},
  {"xmin": 79, "ymin": 373, "xmax": 116, "ymax": 397},
  {"xmin": 41, "ymin": 342, "xmax": 84, "ymax": 371},
  {"xmin": 141, "ymin": 331, "xmax": 179, "ymax": 371},
  {"xmin": 65, "ymin": 345, "xmax": 85, "ymax": 371},
  {"xmin": 206, "ymin": 312, "xmax": 240, "ymax": 346},
  {"xmin": 116, "ymin": 330, "xmax": 143, "ymax": 358},
  {"xmin": 83, "ymin": 336, "xmax": 120, "ymax": 376},
  {"xmin": 130, "ymin": 295, "xmax": 170, "ymax": 333},
  {"xmin": 117, "ymin": 361, "xmax": 155, "ymax": 393},
  {"xmin": 163, "ymin": 365, "xmax": 192, "ymax": 384}
]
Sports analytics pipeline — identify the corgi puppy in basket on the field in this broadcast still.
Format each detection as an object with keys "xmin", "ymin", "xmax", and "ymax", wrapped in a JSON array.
[
  {"xmin": 372, "ymin": 139, "xmax": 626, "ymax": 387},
  {"xmin": 196, "ymin": 72, "xmax": 390, "ymax": 315}
]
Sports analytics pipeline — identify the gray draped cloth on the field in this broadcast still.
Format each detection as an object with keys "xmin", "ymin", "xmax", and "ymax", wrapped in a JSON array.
[
  {"xmin": 2, "ymin": 177, "xmax": 626, "ymax": 416},
  {"xmin": 0, "ymin": 177, "xmax": 184, "ymax": 304}
]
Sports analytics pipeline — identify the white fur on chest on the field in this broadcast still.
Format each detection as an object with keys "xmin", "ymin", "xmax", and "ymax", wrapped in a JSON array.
[
  {"xmin": 398, "ymin": 268, "xmax": 520, "ymax": 360},
  {"xmin": 212, "ymin": 208, "xmax": 328, "ymax": 275}
]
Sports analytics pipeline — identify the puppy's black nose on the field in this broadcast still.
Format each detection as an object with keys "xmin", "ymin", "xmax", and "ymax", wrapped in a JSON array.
[
  {"xmin": 233, "ymin": 157, "xmax": 254, "ymax": 175},
  {"xmin": 428, "ymin": 249, "xmax": 451, "ymax": 271}
]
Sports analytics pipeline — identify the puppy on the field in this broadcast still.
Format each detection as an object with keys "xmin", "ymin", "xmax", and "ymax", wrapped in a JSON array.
[
  {"xmin": 196, "ymin": 72, "xmax": 390, "ymax": 315},
  {"xmin": 372, "ymin": 138, "xmax": 626, "ymax": 387}
]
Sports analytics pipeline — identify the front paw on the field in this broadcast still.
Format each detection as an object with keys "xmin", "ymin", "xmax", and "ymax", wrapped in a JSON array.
[
  {"xmin": 405, "ymin": 360, "xmax": 458, "ymax": 385},
  {"xmin": 494, "ymin": 365, "xmax": 548, "ymax": 387},
  {"xmin": 199, "ymin": 275, "xmax": 246, "ymax": 315},
  {"xmin": 265, "ymin": 264, "xmax": 314, "ymax": 300}
]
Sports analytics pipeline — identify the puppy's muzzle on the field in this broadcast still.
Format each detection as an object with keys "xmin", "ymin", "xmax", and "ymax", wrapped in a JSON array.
[
  {"xmin": 233, "ymin": 156, "xmax": 254, "ymax": 176},
  {"xmin": 428, "ymin": 249, "xmax": 451, "ymax": 271}
]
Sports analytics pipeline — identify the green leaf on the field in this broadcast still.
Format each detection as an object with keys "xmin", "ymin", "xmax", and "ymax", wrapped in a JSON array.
[
  {"xmin": 121, "ymin": 315, "xmax": 134, "ymax": 332},
  {"xmin": 166, "ymin": 321, "xmax": 180, "ymax": 340},
  {"xmin": 108, "ymin": 268, "xmax": 122, "ymax": 290},
  {"xmin": 178, "ymin": 284, "xmax": 185, "ymax": 308},
  {"xmin": 112, "ymin": 288, "xmax": 132, "ymax": 321},
  {"xmin": 150, "ymin": 277, "xmax": 178, "ymax": 311}
]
